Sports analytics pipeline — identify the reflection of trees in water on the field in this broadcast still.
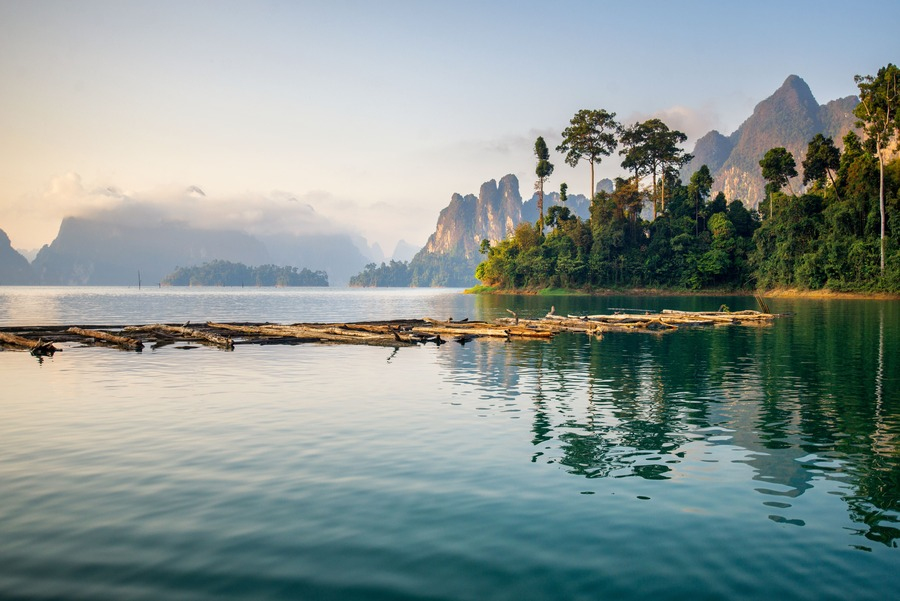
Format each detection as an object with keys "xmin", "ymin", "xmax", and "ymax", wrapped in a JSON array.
[{"xmin": 437, "ymin": 300, "xmax": 900, "ymax": 546}]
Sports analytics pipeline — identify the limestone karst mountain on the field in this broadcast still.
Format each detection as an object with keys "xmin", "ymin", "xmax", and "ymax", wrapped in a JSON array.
[
  {"xmin": 682, "ymin": 75, "xmax": 858, "ymax": 208},
  {"xmin": 406, "ymin": 174, "xmax": 598, "ymax": 287}
]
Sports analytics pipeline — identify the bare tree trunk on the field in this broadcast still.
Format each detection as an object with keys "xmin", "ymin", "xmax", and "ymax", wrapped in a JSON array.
[
  {"xmin": 826, "ymin": 169, "xmax": 841, "ymax": 202},
  {"xmin": 879, "ymin": 147, "xmax": 886, "ymax": 274},
  {"xmin": 538, "ymin": 179, "xmax": 544, "ymax": 233},
  {"xmin": 660, "ymin": 170, "xmax": 666, "ymax": 218}
]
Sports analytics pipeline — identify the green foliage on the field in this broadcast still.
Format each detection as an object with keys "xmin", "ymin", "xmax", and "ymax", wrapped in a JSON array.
[
  {"xmin": 619, "ymin": 118, "xmax": 692, "ymax": 215},
  {"xmin": 534, "ymin": 136, "xmax": 555, "ymax": 227},
  {"xmin": 854, "ymin": 63, "xmax": 900, "ymax": 273},
  {"xmin": 409, "ymin": 251, "xmax": 480, "ymax": 287},
  {"xmin": 349, "ymin": 260, "xmax": 412, "ymax": 287},
  {"xmin": 478, "ymin": 74, "xmax": 900, "ymax": 294},
  {"xmin": 760, "ymin": 147, "xmax": 798, "ymax": 194},
  {"xmin": 476, "ymin": 166, "xmax": 759, "ymax": 292},
  {"xmin": 802, "ymin": 134, "xmax": 841, "ymax": 189},
  {"xmin": 475, "ymin": 147, "xmax": 898, "ymax": 294},
  {"xmin": 556, "ymin": 109, "xmax": 619, "ymax": 196},
  {"xmin": 163, "ymin": 260, "xmax": 328, "ymax": 286}
]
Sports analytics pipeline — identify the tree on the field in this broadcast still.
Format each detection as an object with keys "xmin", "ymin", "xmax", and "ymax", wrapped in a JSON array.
[
  {"xmin": 854, "ymin": 63, "xmax": 900, "ymax": 274},
  {"xmin": 619, "ymin": 118, "xmax": 691, "ymax": 218},
  {"xmin": 534, "ymin": 136, "xmax": 554, "ymax": 231},
  {"xmin": 556, "ymin": 109, "xmax": 619, "ymax": 199},
  {"xmin": 759, "ymin": 147, "xmax": 798, "ymax": 218},
  {"xmin": 688, "ymin": 165, "xmax": 714, "ymax": 235},
  {"xmin": 802, "ymin": 134, "xmax": 841, "ymax": 200}
]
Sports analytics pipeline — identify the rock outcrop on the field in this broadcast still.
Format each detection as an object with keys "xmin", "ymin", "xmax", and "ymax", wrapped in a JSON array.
[
  {"xmin": 682, "ymin": 75, "xmax": 859, "ymax": 208},
  {"xmin": 0, "ymin": 228, "xmax": 35, "ymax": 284}
]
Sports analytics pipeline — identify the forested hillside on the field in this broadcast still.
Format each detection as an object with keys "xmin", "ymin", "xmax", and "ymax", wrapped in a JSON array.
[{"xmin": 476, "ymin": 65, "xmax": 900, "ymax": 294}]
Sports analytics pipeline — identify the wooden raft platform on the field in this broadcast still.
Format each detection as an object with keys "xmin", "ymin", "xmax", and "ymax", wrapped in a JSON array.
[{"xmin": 0, "ymin": 310, "xmax": 779, "ymax": 356}]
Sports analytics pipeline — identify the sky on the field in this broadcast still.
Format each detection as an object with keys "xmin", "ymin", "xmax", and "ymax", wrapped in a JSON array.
[{"xmin": 1, "ymin": 0, "xmax": 898, "ymax": 256}]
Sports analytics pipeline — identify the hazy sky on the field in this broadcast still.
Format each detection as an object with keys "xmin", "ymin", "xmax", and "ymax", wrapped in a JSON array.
[{"xmin": 1, "ymin": 0, "xmax": 897, "ymax": 254}]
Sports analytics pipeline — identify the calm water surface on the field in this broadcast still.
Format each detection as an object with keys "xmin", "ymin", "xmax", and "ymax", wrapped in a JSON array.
[{"xmin": 1, "ymin": 287, "xmax": 898, "ymax": 600}]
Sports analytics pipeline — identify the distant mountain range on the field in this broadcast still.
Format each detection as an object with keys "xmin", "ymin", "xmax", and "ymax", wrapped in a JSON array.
[
  {"xmin": 4, "ymin": 215, "xmax": 376, "ymax": 286},
  {"xmin": 682, "ymin": 75, "xmax": 858, "ymax": 207}
]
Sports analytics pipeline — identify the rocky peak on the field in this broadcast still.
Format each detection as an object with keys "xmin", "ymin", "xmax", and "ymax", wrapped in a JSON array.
[
  {"xmin": 0, "ymin": 227, "xmax": 36, "ymax": 284},
  {"xmin": 423, "ymin": 175, "xmax": 524, "ymax": 257},
  {"xmin": 683, "ymin": 74, "xmax": 858, "ymax": 208}
]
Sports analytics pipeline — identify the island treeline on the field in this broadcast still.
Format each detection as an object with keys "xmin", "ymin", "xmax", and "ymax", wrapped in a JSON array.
[
  {"xmin": 162, "ymin": 260, "xmax": 328, "ymax": 287},
  {"xmin": 477, "ymin": 65, "xmax": 899, "ymax": 294}
]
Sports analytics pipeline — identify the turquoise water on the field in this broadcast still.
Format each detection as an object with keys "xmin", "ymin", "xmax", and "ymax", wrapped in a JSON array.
[{"xmin": 1, "ymin": 288, "xmax": 898, "ymax": 600}]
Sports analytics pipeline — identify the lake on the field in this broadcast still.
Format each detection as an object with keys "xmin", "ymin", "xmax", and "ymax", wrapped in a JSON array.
[{"xmin": 1, "ymin": 287, "xmax": 898, "ymax": 600}]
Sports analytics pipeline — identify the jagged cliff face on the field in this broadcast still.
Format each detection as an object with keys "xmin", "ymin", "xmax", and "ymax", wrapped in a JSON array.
[
  {"xmin": 683, "ymin": 75, "xmax": 859, "ymax": 208},
  {"xmin": 422, "ymin": 174, "xmax": 523, "ymax": 257},
  {"xmin": 421, "ymin": 174, "xmax": 598, "ymax": 259}
]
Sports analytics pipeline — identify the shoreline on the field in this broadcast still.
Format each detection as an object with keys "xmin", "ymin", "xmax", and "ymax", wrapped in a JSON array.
[{"xmin": 466, "ymin": 285, "xmax": 900, "ymax": 300}]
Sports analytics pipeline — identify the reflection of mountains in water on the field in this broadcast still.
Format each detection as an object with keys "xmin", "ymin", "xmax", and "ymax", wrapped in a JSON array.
[{"xmin": 432, "ymin": 305, "xmax": 899, "ymax": 546}]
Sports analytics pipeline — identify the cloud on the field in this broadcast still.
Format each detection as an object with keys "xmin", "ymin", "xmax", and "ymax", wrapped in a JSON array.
[
  {"xmin": 16, "ymin": 174, "xmax": 364, "ymax": 242},
  {"xmin": 620, "ymin": 104, "xmax": 723, "ymax": 143}
]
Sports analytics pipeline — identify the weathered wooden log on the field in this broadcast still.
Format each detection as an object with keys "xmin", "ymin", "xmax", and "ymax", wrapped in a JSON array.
[
  {"xmin": 0, "ymin": 332, "xmax": 60, "ymax": 356},
  {"xmin": 660, "ymin": 309, "xmax": 774, "ymax": 320},
  {"xmin": 414, "ymin": 325, "xmax": 511, "ymax": 338},
  {"xmin": 67, "ymin": 327, "xmax": 143, "ymax": 351},
  {"xmin": 126, "ymin": 324, "xmax": 234, "ymax": 349},
  {"xmin": 208, "ymin": 322, "xmax": 416, "ymax": 347}
]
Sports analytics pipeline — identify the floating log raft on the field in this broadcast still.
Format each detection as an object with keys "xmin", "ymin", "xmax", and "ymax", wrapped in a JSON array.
[{"xmin": 0, "ymin": 309, "xmax": 782, "ymax": 357}]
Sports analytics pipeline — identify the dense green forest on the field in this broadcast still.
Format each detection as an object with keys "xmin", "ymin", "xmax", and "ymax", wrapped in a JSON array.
[
  {"xmin": 350, "ymin": 252, "xmax": 479, "ymax": 288},
  {"xmin": 477, "ymin": 66, "xmax": 900, "ymax": 294},
  {"xmin": 162, "ymin": 260, "xmax": 328, "ymax": 287}
]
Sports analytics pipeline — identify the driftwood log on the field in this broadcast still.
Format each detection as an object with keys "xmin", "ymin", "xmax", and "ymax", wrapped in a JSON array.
[
  {"xmin": 0, "ymin": 332, "xmax": 60, "ymax": 356},
  {"xmin": 67, "ymin": 327, "xmax": 144, "ymax": 351},
  {"xmin": 125, "ymin": 324, "xmax": 234, "ymax": 349}
]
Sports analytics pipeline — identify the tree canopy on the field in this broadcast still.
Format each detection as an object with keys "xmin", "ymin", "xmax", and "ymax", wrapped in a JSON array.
[
  {"xmin": 556, "ymin": 109, "xmax": 619, "ymax": 199},
  {"xmin": 854, "ymin": 63, "xmax": 900, "ymax": 273},
  {"xmin": 534, "ymin": 136, "xmax": 554, "ymax": 230}
]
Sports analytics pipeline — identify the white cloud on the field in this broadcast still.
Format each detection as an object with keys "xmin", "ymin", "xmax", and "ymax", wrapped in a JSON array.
[{"xmin": 4, "ymin": 173, "xmax": 377, "ymax": 249}]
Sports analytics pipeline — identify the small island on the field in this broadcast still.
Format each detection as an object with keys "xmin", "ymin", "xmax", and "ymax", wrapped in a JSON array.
[{"xmin": 162, "ymin": 260, "xmax": 328, "ymax": 287}]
